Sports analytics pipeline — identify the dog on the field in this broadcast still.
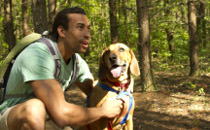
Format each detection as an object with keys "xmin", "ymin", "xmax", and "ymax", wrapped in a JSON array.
[{"xmin": 86, "ymin": 43, "xmax": 140, "ymax": 130}]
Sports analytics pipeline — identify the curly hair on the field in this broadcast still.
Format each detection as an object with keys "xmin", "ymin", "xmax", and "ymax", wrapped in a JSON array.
[{"xmin": 50, "ymin": 7, "xmax": 86, "ymax": 41}]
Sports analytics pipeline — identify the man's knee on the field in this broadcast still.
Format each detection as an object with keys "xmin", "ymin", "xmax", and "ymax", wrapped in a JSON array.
[
  {"xmin": 23, "ymin": 98, "xmax": 47, "ymax": 117},
  {"xmin": 8, "ymin": 98, "xmax": 47, "ymax": 130}
]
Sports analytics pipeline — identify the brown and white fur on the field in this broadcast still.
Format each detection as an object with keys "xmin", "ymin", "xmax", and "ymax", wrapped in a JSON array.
[{"xmin": 86, "ymin": 43, "xmax": 140, "ymax": 130}]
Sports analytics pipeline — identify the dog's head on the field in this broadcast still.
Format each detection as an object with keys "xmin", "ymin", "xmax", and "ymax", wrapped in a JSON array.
[{"xmin": 98, "ymin": 43, "xmax": 140, "ymax": 82}]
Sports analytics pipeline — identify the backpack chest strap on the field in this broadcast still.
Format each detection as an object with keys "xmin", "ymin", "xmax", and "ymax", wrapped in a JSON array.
[
  {"xmin": 38, "ymin": 38, "xmax": 61, "ymax": 81},
  {"xmin": 37, "ymin": 38, "xmax": 79, "ymax": 91}
]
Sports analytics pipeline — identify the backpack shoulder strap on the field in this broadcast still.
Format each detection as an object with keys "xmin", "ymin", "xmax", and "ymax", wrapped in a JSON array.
[
  {"xmin": 37, "ymin": 38, "xmax": 61, "ymax": 81},
  {"xmin": 0, "ymin": 33, "xmax": 41, "ymax": 81},
  {"xmin": 1, "ymin": 38, "xmax": 62, "ymax": 101},
  {"xmin": 38, "ymin": 38, "xmax": 79, "ymax": 90},
  {"xmin": 65, "ymin": 53, "xmax": 79, "ymax": 92}
]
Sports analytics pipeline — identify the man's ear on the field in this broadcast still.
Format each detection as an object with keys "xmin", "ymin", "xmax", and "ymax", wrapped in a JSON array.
[
  {"xmin": 129, "ymin": 49, "xmax": 140, "ymax": 76},
  {"xmin": 98, "ymin": 50, "xmax": 107, "ymax": 80},
  {"xmin": 57, "ymin": 25, "xmax": 65, "ymax": 38}
]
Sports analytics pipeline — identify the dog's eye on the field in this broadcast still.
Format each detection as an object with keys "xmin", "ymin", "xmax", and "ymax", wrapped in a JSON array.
[{"xmin": 119, "ymin": 47, "xmax": 125, "ymax": 52}]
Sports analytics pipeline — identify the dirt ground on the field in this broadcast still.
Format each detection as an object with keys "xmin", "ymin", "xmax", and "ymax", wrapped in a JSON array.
[{"xmin": 65, "ymin": 61, "xmax": 210, "ymax": 130}]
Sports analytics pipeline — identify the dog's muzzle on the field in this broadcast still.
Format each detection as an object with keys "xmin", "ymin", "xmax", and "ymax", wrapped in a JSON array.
[{"xmin": 109, "ymin": 54, "xmax": 127, "ymax": 78}]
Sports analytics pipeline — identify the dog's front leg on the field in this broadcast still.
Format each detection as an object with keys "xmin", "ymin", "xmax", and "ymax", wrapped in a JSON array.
[{"xmin": 125, "ymin": 116, "xmax": 133, "ymax": 130}]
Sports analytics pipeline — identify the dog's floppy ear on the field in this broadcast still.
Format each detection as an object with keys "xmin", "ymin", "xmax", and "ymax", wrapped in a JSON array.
[
  {"xmin": 129, "ymin": 49, "xmax": 140, "ymax": 76},
  {"xmin": 98, "ymin": 50, "xmax": 107, "ymax": 80}
]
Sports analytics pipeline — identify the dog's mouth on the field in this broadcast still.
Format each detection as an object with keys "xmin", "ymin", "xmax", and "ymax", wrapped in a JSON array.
[{"xmin": 110, "ymin": 64, "xmax": 127, "ymax": 78}]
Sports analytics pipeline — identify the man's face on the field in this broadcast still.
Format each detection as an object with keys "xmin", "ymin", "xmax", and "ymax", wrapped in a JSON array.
[{"xmin": 63, "ymin": 13, "xmax": 91, "ymax": 54}]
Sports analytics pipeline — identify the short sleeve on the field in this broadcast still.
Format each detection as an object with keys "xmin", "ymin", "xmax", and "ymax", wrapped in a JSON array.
[
  {"xmin": 76, "ymin": 54, "xmax": 93, "ymax": 83},
  {"xmin": 16, "ymin": 42, "xmax": 55, "ymax": 82}
]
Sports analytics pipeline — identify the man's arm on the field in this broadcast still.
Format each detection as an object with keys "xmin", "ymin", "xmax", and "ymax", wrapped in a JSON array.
[{"xmin": 31, "ymin": 79, "xmax": 122, "ymax": 128}]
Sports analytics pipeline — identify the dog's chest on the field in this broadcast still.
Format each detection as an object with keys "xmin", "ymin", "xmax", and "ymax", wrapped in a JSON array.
[{"xmin": 92, "ymin": 85, "xmax": 134, "ymax": 124}]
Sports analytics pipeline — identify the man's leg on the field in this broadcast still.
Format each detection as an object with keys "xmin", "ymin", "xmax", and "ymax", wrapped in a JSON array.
[
  {"xmin": 45, "ymin": 119, "xmax": 72, "ymax": 130},
  {"xmin": 7, "ymin": 98, "xmax": 47, "ymax": 130}
]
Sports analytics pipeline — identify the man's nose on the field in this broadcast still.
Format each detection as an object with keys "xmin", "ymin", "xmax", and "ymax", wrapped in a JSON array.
[{"xmin": 84, "ymin": 29, "xmax": 91, "ymax": 39}]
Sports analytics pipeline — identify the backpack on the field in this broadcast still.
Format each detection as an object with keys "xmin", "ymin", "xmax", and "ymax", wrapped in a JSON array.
[{"xmin": 0, "ymin": 31, "xmax": 79, "ymax": 104}]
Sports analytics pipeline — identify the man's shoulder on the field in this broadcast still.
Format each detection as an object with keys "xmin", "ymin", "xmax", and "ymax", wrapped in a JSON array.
[
  {"xmin": 15, "ymin": 41, "xmax": 55, "ymax": 67},
  {"xmin": 19, "ymin": 41, "xmax": 55, "ymax": 58},
  {"xmin": 27, "ymin": 41, "xmax": 52, "ymax": 51}
]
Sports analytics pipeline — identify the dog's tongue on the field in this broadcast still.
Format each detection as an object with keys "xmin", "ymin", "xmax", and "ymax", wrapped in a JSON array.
[{"xmin": 111, "ymin": 67, "xmax": 122, "ymax": 78}]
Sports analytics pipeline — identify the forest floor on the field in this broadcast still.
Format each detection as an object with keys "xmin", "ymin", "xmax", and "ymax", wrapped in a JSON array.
[{"xmin": 65, "ymin": 57, "xmax": 210, "ymax": 130}]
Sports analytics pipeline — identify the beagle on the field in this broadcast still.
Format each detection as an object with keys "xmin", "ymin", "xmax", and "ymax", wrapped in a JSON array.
[{"xmin": 86, "ymin": 43, "xmax": 140, "ymax": 130}]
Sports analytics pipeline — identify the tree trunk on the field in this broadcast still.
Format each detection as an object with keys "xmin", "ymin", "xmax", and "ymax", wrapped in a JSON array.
[
  {"xmin": 22, "ymin": 0, "xmax": 29, "ymax": 37},
  {"xmin": 67, "ymin": 0, "xmax": 71, "ymax": 6},
  {"xmin": 4, "ymin": 0, "xmax": 16, "ymax": 51},
  {"xmin": 122, "ymin": 0, "xmax": 129, "ymax": 46},
  {"xmin": 109, "ymin": 0, "xmax": 118, "ymax": 43},
  {"xmin": 136, "ymin": 0, "xmax": 157, "ymax": 91},
  {"xmin": 31, "ymin": 0, "xmax": 48, "ymax": 34},
  {"xmin": 0, "ymin": 4, "xmax": 5, "ymax": 58},
  {"xmin": 197, "ymin": 1, "xmax": 207, "ymax": 48},
  {"xmin": 48, "ymin": 0, "xmax": 57, "ymax": 31},
  {"xmin": 164, "ymin": 0, "xmax": 174, "ymax": 58},
  {"xmin": 166, "ymin": 28, "xmax": 174, "ymax": 56},
  {"xmin": 188, "ymin": 0, "xmax": 199, "ymax": 77},
  {"xmin": 200, "ymin": 2, "xmax": 207, "ymax": 48}
]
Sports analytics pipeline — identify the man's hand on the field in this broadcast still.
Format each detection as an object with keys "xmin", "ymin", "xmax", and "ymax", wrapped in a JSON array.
[{"xmin": 101, "ymin": 98, "xmax": 123, "ymax": 118}]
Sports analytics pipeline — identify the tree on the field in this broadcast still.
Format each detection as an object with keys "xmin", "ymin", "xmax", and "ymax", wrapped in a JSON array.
[
  {"xmin": 136, "ymin": 0, "xmax": 157, "ymax": 91},
  {"xmin": 121, "ymin": 0, "xmax": 129, "ymax": 46},
  {"xmin": 188, "ymin": 0, "xmax": 199, "ymax": 77},
  {"xmin": 48, "ymin": 0, "xmax": 57, "ymax": 31},
  {"xmin": 197, "ymin": 0, "xmax": 207, "ymax": 48},
  {"xmin": 31, "ymin": 0, "xmax": 48, "ymax": 33},
  {"xmin": 109, "ymin": 0, "xmax": 118, "ymax": 43},
  {"xmin": 4, "ymin": 0, "xmax": 16, "ymax": 51},
  {"xmin": 22, "ymin": 0, "xmax": 29, "ymax": 37},
  {"xmin": 164, "ymin": 0, "xmax": 175, "ymax": 58}
]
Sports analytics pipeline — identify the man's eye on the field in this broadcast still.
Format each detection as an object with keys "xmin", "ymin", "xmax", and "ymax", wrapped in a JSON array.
[{"xmin": 79, "ymin": 26, "xmax": 84, "ymax": 29}]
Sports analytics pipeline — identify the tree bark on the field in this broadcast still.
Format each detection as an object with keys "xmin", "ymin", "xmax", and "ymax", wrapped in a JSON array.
[
  {"xmin": 31, "ymin": 0, "xmax": 48, "ymax": 34},
  {"xmin": 122, "ymin": 0, "xmax": 129, "ymax": 46},
  {"xmin": 67, "ymin": 0, "xmax": 71, "ymax": 6},
  {"xmin": 22, "ymin": 0, "xmax": 29, "ymax": 37},
  {"xmin": 48, "ymin": 0, "xmax": 57, "ymax": 31},
  {"xmin": 164, "ymin": 0, "xmax": 174, "ymax": 58},
  {"xmin": 197, "ymin": 1, "xmax": 207, "ymax": 48},
  {"xmin": 188, "ymin": 0, "xmax": 199, "ymax": 77},
  {"xmin": 109, "ymin": 0, "xmax": 118, "ymax": 43},
  {"xmin": 4, "ymin": 0, "xmax": 16, "ymax": 51},
  {"xmin": 136, "ymin": 0, "xmax": 157, "ymax": 91}
]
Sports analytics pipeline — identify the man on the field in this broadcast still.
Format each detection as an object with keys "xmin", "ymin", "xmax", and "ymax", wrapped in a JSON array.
[{"xmin": 0, "ymin": 7, "xmax": 122, "ymax": 130}]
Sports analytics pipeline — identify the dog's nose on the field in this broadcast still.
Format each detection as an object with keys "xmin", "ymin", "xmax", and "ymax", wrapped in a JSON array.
[{"xmin": 109, "ymin": 54, "xmax": 117, "ymax": 62}]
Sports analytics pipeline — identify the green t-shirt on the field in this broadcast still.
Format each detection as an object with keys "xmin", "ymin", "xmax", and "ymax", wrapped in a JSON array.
[{"xmin": 0, "ymin": 41, "xmax": 93, "ymax": 113}]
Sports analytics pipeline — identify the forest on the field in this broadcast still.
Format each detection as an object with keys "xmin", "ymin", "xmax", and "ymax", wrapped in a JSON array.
[{"xmin": 0, "ymin": 0, "xmax": 210, "ymax": 129}]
